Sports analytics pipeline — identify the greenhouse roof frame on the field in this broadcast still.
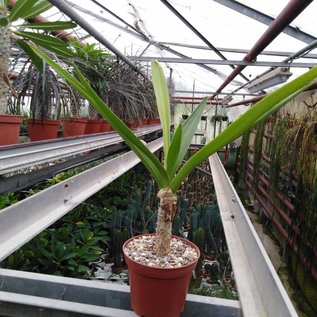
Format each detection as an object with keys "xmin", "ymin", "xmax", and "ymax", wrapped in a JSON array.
[{"xmin": 34, "ymin": 0, "xmax": 316, "ymax": 112}]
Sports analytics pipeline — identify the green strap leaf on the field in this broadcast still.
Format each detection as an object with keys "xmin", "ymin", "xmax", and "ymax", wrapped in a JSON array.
[
  {"xmin": 16, "ymin": 39, "xmax": 44, "ymax": 73},
  {"xmin": 9, "ymin": 0, "xmax": 52, "ymax": 22},
  {"xmin": 170, "ymin": 67, "xmax": 317, "ymax": 192},
  {"xmin": 19, "ymin": 21, "xmax": 77, "ymax": 31},
  {"xmin": 252, "ymin": 84, "xmax": 311, "ymax": 126},
  {"xmin": 151, "ymin": 60, "xmax": 170, "ymax": 169},
  {"xmin": 175, "ymin": 97, "xmax": 207, "ymax": 173},
  {"xmin": 72, "ymin": 65, "xmax": 169, "ymax": 188},
  {"xmin": 15, "ymin": 31, "xmax": 67, "ymax": 46},
  {"xmin": 30, "ymin": 45, "xmax": 170, "ymax": 188},
  {"xmin": 166, "ymin": 123, "xmax": 182, "ymax": 179},
  {"xmin": 14, "ymin": 31, "xmax": 75, "ymax": 57}
]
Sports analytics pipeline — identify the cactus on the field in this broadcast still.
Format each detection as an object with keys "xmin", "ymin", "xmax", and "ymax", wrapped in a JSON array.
[
  {"xmin": 139, "ymin": 206, "xmax": 145, "ymax": 230},
  {"xmin": 124, "ymin": 205, "xmax": 135, "ymax": 237},
  {"xmin": 172, "ymin": 214, "xmax": 182, "ymax": 236},
  {"xmin": 142, "ymin": 179, "xmax": 153, "ymax": 208},
  {"xmin": 112, "ymin": 228, "xmax": 123, "ymax": 268},
  {"xmin": 179, "ymin": 196, "xmax": 188, "ymax": 226},
  {"xmin": 111, "ymin": 206, "xmax": 118, "ymax": 229},
  {"xmin": 193, "ymin": 227, "xmax": 205, "ymax": 275},
  {"xmin": 134, "ymin": 189, "xmax": 142, "ymax": 212},
  {"xmin": 188, "ymin": 210, "xmax": 199, "ymax": 242}
]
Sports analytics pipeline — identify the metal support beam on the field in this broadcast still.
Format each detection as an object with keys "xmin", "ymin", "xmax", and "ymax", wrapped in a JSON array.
[
  {"xmin": 0, "ymin": 125, "xmax": 161, "ymax": 175},
  {"xmin": 212, "ymin": 0, "xmax": 316, "ymax": 44},
  {"xmin": 212, "ymin": 0, "xmax": 313, "ymax": 97},
  {"xmin": 0, "ymin": 269, "xmax": 241, "ymax": 317},
  {"xmin": 63, "ymin": 1, "xmax": 220, "ymax": 76},
  {"xmin": 159, "ymin": 42, "xmax": 317, "ymax": 59},
  {"xmin": 0, "ymin": 143, "xmax": 127, "ymax": 194},
  {"xmin": 0, "ymin": 138, "xmax": 162, "ymax": 261},
  {"xmin": 126, "ymin": 56, "xmax": 316, "ymax": 68},
  {"xmin": 46, "ymin": 0, "xmax": 147, "ymax": 79},
  {"xmin": 173, "ymin": 89, "xmax": 258, "ymax": 96},
  {"xmin": 160, "ymin": 0, "xmax": 249, "ymax": 82},
  {"xmin": 209, "ymin": 153, "xmax": 297, "ymax": 317}
]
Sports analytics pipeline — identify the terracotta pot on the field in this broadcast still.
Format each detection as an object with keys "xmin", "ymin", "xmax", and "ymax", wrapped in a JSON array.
[
  {"xmin": 27, "ymin": 119, "xmax": 60, "ymax": 141},
  {"xmin": 100, "ymin": 120, "xmax": 111, "ymax": 132},
  {"xmin": 0, "ymin": 114, "xmax": 23, "ymax": 146},
  {"xmin": 123, "ymin": 234, "xmax": 199, "ymax": 317},
  {"xmin": 126, "ymin": 121, "xmax": 139, "ymax": 129},
  {"xmin": 62, "ymin": 118, "xmax": 88, "ymax": 137},
  {"xmin": 141, "ymin": 118, "xmax": 149, "ymax": 126},
  {"xmin": 85, "ymin": 119, "xmax": 103, "ymax": 134}
]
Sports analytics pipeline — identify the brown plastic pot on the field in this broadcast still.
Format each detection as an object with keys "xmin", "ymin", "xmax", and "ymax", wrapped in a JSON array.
[
  {"xmin": 123, "ymin": 234, "xmax": 200, "ymax": 317},
  {"xmin": 62, "ymin": 118, "xmax": 88, "ymax": 137},
  {"xmin": 100, "ymin": 120, "xmax": 112, "ymax": 132},
  {"xmin": 84, "ymin": 119, "xmax": 103, "ymax": 134},
  {"xmin": 27, "ymin": 119, "xmax": 60, "ymax": 141},
  {"xmin": 0, "ymin": 114, "xmax": 23, "ymax": 146}
]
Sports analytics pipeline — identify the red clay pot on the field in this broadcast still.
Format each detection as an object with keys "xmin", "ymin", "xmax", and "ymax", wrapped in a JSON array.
[
  {"xmin": 62, "ymin": 118, "xmax": 88, "ymax": 137},
  {"xmin": 100, "ymin": 120, "xmax": 111, "ymax": 132},
  {"xmin": 0, "ymin": 114, "xmax": 23, "ymax": 146},
  {"xmin": 27, "ymin": 119, "xmax": 60, "ymax": 141},
  {"xmin": 141, "ymin": 119, "xmax": 148, "ymax": 126},
  {"xmin": 85, "ymin": 119, "xmax": 103, "ymax": 134},
  {"xmin": 123, "ymin": 234, "xmax": 199, "ymax": 317}
]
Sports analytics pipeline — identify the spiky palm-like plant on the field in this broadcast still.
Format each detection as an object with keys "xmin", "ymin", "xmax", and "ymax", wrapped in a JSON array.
[
  {"xmin": 0, "ymin": 0, "xmax": 75, "ymax": 116},
  {"xmin": 32, "ymin": 45, "xmax": 317, "ymax": 256}
]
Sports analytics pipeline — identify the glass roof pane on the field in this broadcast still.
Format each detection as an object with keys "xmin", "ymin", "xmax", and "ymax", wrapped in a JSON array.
[{"xmin": 39, "ymin": 0, "xmax": 317, "ymax": 107}]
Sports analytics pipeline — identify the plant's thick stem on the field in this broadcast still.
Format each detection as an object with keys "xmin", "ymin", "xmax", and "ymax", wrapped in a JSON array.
[
  {"xmin": 0, "ymin": 26, "xmax": 10, "ymax": 115},
  {"xmin": 155, "ymin": 188, "xmax": 177, "ymax": 256}
]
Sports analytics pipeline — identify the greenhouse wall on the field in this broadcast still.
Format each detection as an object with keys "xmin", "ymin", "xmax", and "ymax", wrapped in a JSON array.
[{"xmin": 238, "ymin": 89, "xmax": 317, "ymax": 312}]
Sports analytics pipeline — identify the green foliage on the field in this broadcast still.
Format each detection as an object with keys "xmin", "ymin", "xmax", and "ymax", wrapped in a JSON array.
[
  {"xmin": 112, "ymin": 229, "xmax": 123, "ymax": 267},
  {"xmin": 191, "ymin": 280, "xmax": 238, "ymax": 300},
  {"xmin": 238, "ymin": 130, "xmax": 250, "ymax": 184},
  {"xmin": 0, "ymin": 192, "xmax": 19, "ymax": 210},
  {"xmin": 19, "ymin": 21, "xmax": 77, "ymax": 31},
  {"xmin": 253, "ymin": 121, "xmax": 265, "ymax": 189},
  {"xmin": 32, "ymin": 46, "xmax": 317, "ymax": 193},
  {"xmin": 15, "ymin": 31, "xmax": 75, "ymax": 58},
  {"xmin": 2, "ymin": 222, "xmax": 106, "ymax": 278},
  {"xmin": 8, "ymin": 0, "xmax": 52, "ymax": 22}
]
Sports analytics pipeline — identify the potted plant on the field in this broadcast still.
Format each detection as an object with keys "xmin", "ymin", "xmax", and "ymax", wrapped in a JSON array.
[
  {"xmin": 0, "ymin": 0, "xmax": 75, "ymax": 144},
  {"xmin": 106, "ymin": 60, "xmax": 157, "ymax": 129},
  {"xmin": 72, "ymin": 41, "xmax": 112, "ymax": 134},
  {"xmin": 34, "ymin": 46, "xmax": 317, "ymax": 316},
  {"xmin": 12, "ymin": 62, "xmax": 78, "ymax": 141},
  {"xmin": 61, "ymin": 89, "xmax": 88, "ymax": 137}
]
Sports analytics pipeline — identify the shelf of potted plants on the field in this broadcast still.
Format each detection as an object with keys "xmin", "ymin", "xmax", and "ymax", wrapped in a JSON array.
[{"xmin": 0, "ymin": 0, "xmax": 76, "ymax": 145}]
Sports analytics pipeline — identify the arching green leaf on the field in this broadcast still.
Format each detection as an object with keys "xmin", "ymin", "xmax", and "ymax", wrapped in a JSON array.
[
  {"xmin": 151, "ymin": 60, "xmax": 170, "ymax": 169},
  {"xmin": 175, "ymin": 97, "xmax": 207, "ymax": 172},
  {"xmin": 19, "ymin": 21, "xmax": 77, "ymax": 31},
  {"xmin": 170, "ymin": 67, "xmax": 317, "ymax": 192},
  {"xmin": 166, "ymin": 123, "xmax": 182, "ymax": 179},
  {"xmin": 16, "ymin": 39, "xmax": 44, "ymax": 73},
  {"xmin": 14, "ymin": 31, "xmax": 75, "ymax": 57},
  {"xmin": 9, "ymin": 0, "xmax": 52, "ymax": 22}
]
